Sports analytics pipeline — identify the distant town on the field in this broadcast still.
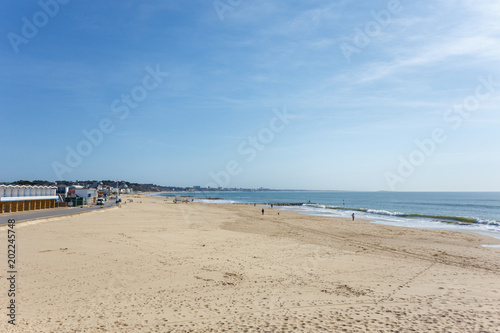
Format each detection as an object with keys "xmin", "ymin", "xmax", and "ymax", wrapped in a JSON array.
[
  {"xmin": 1, "ymin": 180, "xmax": 275, "ymax": 194},
  {"xmin": 0, "ymin": 180, "xmax": 278, "ymax": 214}
]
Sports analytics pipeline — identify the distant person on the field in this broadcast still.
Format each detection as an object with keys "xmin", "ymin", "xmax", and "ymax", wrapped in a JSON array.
[
  {"xmin": 262, "ymin": 208, "xmax": 264, "ymax": 215},
  {"xmin": 352, "ymin": 213, "xmax": 355, "ymax": 221},
  {"xmin": 271, "ymin": 204, "xmax": 273, "ymax": 209}
]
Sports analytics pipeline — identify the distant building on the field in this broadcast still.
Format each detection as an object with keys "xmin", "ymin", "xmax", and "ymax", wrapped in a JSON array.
[
  {"xmin": 75, "ymin": 188, "xmax": 98, "ymax": 204},
  {"xmin": 97, "ymin": 190, "xmax": 107, "ymax": 198},
  {"xmin": 0, "ymin": 185, "xmax": 57, "ymax": 213},
  {"xmin": 56, "ymin": 184, "xmax": 69, "ymax": 199}
]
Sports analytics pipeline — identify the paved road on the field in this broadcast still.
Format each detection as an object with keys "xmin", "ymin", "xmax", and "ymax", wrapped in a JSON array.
[{"xmin": 0, "ymin": 201, "xmax": 117, "ymax": 225}]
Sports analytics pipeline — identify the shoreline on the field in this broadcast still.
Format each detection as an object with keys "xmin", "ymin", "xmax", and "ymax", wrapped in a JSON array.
[
  {"xmin": 159, "ymin": 192, "xmax": 500, "ymax": 242},
  {"xmin": 1, "ymin": 194, "xmax": 499, "ymax": 332},
  {"xmin": 279, "ymin": 205, "xmax": 500, "ymax": 242}
]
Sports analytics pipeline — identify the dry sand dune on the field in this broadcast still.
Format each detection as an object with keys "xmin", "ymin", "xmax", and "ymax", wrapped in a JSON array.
[{"xmin": 1, "ymin": 195, "xmax": 499, "ymax": 332}]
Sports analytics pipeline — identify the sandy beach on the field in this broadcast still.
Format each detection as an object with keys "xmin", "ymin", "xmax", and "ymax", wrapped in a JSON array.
[{"xmin": 1, "ymin": 194, "xmax": 499, "ymax": 332}]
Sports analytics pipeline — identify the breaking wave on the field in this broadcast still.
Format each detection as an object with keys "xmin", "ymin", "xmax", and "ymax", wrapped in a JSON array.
[{"xmin": 303, "ymin": 204, "xmax": 500, "ymax": 227}]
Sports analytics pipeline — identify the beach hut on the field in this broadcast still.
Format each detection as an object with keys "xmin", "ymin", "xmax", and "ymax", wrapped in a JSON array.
[{"xmin": 0, "ymin": 184, "xmax": 57, "ymax": 213}]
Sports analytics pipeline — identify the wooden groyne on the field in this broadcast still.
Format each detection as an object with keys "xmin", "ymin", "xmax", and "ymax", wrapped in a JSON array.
[{"xmin": 263, "ymin": 202, "xmax": 308, "ymax": 206}]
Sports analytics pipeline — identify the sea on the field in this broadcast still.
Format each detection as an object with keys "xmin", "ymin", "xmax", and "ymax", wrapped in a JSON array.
[{"xmin": 155, "ymin": 191, "xmax": 500, "ymax": 241}]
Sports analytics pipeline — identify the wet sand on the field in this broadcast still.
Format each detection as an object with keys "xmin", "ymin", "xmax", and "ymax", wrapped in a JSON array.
[{"xmin": 1, "ymin": 194, "xmax": 499, "ymax": 332}]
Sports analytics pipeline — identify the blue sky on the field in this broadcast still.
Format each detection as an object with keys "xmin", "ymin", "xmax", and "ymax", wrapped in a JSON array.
[{"xmin": 1, "ymin": 0, "xmax": 499, "ymax": 191}]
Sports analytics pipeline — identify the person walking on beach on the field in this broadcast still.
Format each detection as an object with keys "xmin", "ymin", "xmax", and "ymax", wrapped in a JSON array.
[
  {"xmin": 262, "ymin": 208, "xmax": 264, "ymax": 215},
  {"xmin": 352, "ymin": 213, "xmax": 355, "ymax": 221}
]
